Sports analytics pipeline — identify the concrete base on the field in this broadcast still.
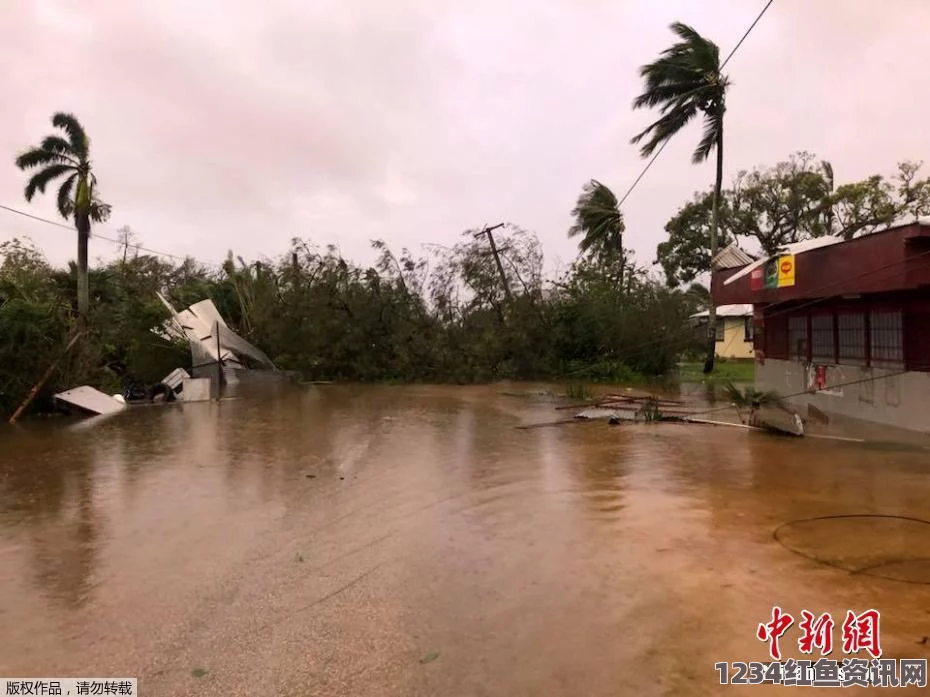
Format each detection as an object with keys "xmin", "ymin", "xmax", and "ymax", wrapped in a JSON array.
[
  {"xmin": 181, "ymin": 378, "xmax": 212, "ymax": 403},
  {"xmin": 756, "ymin": 359, "xmax": 930, "ymax": 433}
]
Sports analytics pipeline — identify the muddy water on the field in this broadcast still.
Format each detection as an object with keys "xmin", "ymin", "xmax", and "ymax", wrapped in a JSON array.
[{"xmin": 3, "ymin": 384, "xmax": 930, "ymax": 696}]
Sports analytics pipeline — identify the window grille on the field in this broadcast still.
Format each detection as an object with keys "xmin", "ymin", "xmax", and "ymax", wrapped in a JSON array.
[
  {"xmin": 837, "ymin": 313, "xmax": 866, "ymax": 366},
  {"xmin": 870, "ymin": 310, "xmax": 904, "ymax": 369},
  {"xmin": 788, "ymin": 315, "xmax": 808, "ymax": 362},
  {"xmin": 811, "ymin": 314, "xmax": 836, "ymax": 364}
]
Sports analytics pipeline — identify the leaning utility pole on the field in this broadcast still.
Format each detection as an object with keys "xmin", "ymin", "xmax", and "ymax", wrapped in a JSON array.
[{"xmin": 474, "ymin": 223, "xmax": 512, "ymax": 302}]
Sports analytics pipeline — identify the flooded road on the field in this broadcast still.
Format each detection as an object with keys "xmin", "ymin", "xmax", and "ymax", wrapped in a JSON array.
[{"xmin": 3, "ymin": 384, "xmax": 930, "ymax": 695}]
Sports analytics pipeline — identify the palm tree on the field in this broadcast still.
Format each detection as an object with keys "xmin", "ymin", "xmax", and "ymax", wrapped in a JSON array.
[
  {"xmin": 15, "ymin": 112, "xmax": 111, "ymax": 318},
  {"xmin": 568, "ymin": 179, "xmax": 626, "ymax": 284},
  {"xmin": 632, "ymin": 22, "xmax": 728, "ymax": 373}
]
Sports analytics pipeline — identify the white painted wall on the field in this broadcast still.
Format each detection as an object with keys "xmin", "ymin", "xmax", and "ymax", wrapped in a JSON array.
[{"xmin": 756, "ymin": 359, "xmax": 930, "ymax": 433}]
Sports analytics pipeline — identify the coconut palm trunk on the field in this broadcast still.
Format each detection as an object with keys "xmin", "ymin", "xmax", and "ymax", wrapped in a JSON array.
[
  {"xmin": 76, "ymin": 211, "xmax": 91, "ymax": 317},
  {"xmin": 705, "ymin": 109, "xmax": 724, "ymax": 373}
]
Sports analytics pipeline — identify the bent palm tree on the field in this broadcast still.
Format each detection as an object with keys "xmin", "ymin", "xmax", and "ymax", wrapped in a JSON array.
[
  {"xmin": 15, "ymin": 112, "xmax": 111, "ymax": 317},
  {"xmin": 632, "ymin": 22, "xmax": 728, "ymax": 373},
  {"xmin": 568, "ymin": 179, "xmax": 626, "ymax": 284}
]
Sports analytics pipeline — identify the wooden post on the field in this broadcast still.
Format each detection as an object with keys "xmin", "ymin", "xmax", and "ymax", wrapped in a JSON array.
[
  {"xmin": 215, "ymin": 321, "xmax": 223, "ymax": 400},
  {"xmin": 474, "ymin": 223, "xmax": 512, "ymax": 302},
  {"xmin": 8, "ymin": 331, "xmax": 83, "ymax": 424}
]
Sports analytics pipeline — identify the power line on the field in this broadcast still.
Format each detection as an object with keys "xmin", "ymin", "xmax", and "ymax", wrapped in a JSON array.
[
  {"xmin": 0, "ymin": 201, "xmax": 195, "ymax": 262},
  {"xmin": 0, "ymin": 203, "xmax": 72, "ymax": 230},
  {"xmin": 680, "ymin": 369, "xmax": 909, "ymax": 423},
  {"xmin": 618, "ymin": 0, "xmax": 775, "ymax": 207},
  {"xmin": 721, "ymin": 0, "xmax": 775, "ymax": 69}
]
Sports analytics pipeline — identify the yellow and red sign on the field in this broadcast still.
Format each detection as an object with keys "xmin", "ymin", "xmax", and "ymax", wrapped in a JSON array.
[
  {"xmin": 751, "ymin": 254, "xmax": 795, "ymax": 291},
  {"xmin": 778, "ymin": 255, "xmax": 795, "ymax": 287}
]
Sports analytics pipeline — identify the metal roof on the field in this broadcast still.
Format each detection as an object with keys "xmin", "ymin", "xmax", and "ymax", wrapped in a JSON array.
[
  {"xmin": 723, "ymin": 235, "xmax": 844, "ymax": 286},
  {"xmin": 712, "ymin": 243, "xmax": 756, "ymax": 270}
]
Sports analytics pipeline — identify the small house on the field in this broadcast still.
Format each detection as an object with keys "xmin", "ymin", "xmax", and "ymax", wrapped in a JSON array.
[{"xmin": 691, "ymin": 304, "xmax": 755, "ymax": 359}]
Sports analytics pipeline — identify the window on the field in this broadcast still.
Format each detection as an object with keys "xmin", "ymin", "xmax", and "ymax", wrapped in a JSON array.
[
  {"xmin": 837, "ymin": 312, "xmax": 866, "ymax": 366},
  {"xmin": 870, "ymin": 310, "xmax": 904, "ymax": 369},
  {"xmin": 744, "ymin": 317, "xmax": 754, "ymax": 342},
  {"xmin": 811, "ymin": 313, "xmax": 836, "ymax": 364},
  {"xmin": 715, "ymin": 319, "xmax": 724, "ymax": 342},
  {"xmin": 788, "ymin": 315, "xmax": 808, "ymax": 362}
]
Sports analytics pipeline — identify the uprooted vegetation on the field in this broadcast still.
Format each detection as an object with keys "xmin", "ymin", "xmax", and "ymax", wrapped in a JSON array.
[{"xmin": 0, "ymin": 231, "xmax": 706, "ymax": 417}]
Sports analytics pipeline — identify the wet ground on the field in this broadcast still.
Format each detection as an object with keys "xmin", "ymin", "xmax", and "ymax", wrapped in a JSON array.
[{"xmin": 3, "ymin": 383, "xmax": 930, "ymax": 695}]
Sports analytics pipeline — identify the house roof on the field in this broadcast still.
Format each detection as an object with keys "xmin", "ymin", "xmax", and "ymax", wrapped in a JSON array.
[
  {"xmin": 712, "ymin": 220, "xmax": 930, "ymax": 306},
  {"xmin": 691, "ymin": 303, "xmax": 753, "ymax": 319},
  {"xmin": 722, "ymin": 218, "xmax": 930, "ymax": 287},
  {"xmin": 712, "ymin": 243, "xmax": 756, "ymax": 270},
  {"xmin": 723, "ymin": 235, "xmax": 845, "ymax": 286}
]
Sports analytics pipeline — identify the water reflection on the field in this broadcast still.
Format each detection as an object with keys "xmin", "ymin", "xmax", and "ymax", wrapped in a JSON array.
[
  {"xmin": 0, "ymin": 424, "xmax": 101, "ymax": 609},
  {"xmin": 3, "ymin": 384, "xmax": 930, "ymax": 695}
]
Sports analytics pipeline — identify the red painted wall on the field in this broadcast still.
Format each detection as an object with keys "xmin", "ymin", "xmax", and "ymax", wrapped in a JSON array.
[{"xmin": 713, "ymin": 223, "xmax": 930, "ymax": 307}]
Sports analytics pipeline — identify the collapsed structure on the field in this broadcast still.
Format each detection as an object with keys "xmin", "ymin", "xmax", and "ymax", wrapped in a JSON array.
[
  {"xmin": 154, "ymin": 293, "xmax": 277, "ymax": 383},
  {"xmin": 54, "ymin": 295, "xmax": 277, "ymax": 416}
]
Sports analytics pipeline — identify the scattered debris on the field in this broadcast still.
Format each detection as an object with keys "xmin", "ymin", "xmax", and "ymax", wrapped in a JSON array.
[
  {"xmin": 180, "ymin": 378, "xmax": 211, "ymax": 403},
  {"xmin": 162, "ymin": 368, "xmax": 190, "ymax": 394},
  {"xmin": 516, "ymin": 418, "xmax": 593, "ymax": 430},
  {"xmin": 54, "ymin": 386, "xmax": 126, "ymax": 416},
  {"xmin": 155, "ymin": 293, "xmax": 277, "ymax": 383},
  {"xmin": 748, "ymin": 404, "xmax": 805, "ymax": 437}
]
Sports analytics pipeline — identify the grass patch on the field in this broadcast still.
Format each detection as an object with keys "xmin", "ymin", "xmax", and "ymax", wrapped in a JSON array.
[{"xmin": 678, "ymin": 359, "xmax": 754, "ymax": 383}]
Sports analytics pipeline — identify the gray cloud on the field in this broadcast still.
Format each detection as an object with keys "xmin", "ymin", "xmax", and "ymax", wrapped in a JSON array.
[{"xmin": 3, "ymin": 0, "xmax": 930, "ymax": 277}]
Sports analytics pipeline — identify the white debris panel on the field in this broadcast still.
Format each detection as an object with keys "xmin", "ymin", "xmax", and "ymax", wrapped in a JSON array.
[
  {"xmin": 55, "ymin": 386, "xmax": 127, "ymax": 415},
  {"xmin": 154, "ymin": 292, "xmax": 276, "ymax": 371}
]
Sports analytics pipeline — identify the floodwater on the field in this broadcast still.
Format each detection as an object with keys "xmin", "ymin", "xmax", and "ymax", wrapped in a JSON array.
[{"xmin": 3, "ymin": 383, "xmax": 930, "ymax": 696}]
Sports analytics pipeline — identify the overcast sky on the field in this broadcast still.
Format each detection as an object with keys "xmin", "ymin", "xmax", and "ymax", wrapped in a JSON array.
[{"xmin": 2, "ymin": 0, "xmax": 928, "ymax": 277}]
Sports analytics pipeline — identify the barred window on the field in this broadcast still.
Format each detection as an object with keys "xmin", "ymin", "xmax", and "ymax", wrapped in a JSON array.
[
  {"xmin": 837, "ymin": 313, "xmax": 866, "ymax": 366},
  {"xmin": 744, "ymin": 317, "xmax": 754, "ymax": 342},
  {"xmin": 870, "ymin": 310, "xmax": 904, "ymax": 369},
  {"xmin": 788, "ymin": 315, "xmax": 808, "ymax": 362},
  {"xmin": 811, "ymin": 314, "xmax": 835, "ymax": 364},
  {"xmin": 715, "ymin": 319, "xmax": 724, "ymax": 342}
]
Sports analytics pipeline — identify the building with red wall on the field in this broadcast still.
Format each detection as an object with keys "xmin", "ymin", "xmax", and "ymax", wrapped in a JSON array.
[{"xmin": 712, "ymin": 221, "xmax": 930, "ymax": 432}]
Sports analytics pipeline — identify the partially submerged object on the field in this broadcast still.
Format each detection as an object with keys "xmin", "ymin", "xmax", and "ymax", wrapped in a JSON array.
[
  {"xmin": 181, "ymin": 378, "xmax": 211, "ymax": 402},
  {"xmin": 55, "ymin": 386, "xmax": 127, "ymax": 416},
  {"xmin": 154, "ymin": 293, "xmax": 277, "ymax": 384},
  {"xmin": 748, "ymin": 404, "xmax": 805, "ymax": 437},
  {"xmin": 541, "ymin": 387, "xmax": 807, "ymax": 437}
]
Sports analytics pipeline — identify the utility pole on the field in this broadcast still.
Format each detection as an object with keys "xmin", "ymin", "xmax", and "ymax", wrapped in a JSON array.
[{"xmin": 474, "ymin": 223, "xmax": 512, "ymax": 302}]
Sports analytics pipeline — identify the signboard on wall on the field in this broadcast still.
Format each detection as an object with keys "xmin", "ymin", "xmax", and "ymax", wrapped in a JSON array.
[
  {"xmin": 778, "ymin": 255, "xmax": 795, "ymax": 286},
  {"xmin": 752, "ymin": 255, "xmax": 796, "ymax": 291}
]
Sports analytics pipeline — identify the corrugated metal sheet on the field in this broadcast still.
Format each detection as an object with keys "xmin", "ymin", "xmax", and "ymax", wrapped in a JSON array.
[{"xmin": 712, "ymin": 243, "xmax": 756, "ymax": 270}]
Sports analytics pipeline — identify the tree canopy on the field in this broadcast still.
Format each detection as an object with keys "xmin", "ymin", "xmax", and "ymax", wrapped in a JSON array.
[{"xmin": 657, "ymin": 152, "xmax": 930, "ymax": 286}]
